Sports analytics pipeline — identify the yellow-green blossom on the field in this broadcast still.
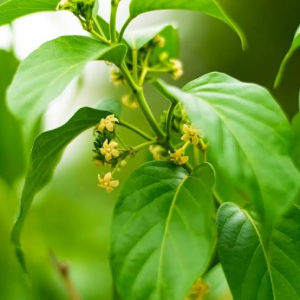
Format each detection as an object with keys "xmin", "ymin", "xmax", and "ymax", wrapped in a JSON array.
[
  {"xmin": 170, "ymin": 59, "xmax": 183, "ymax": 80},
  {"xmin": 98, "ymin": 172, "xmax": 119, "ymax": 193},
  {"xmin": 98, "ymin": 115, "xmax": 119, "ymax": 132},
  {"xmin": 169, "ymin": 149, "xmax": 189, "ymax": 165},
  {"xmin": 181, "ymin": 124, "xmax": 203, "ymax": 145},
  {"xmin": 100, "ymin": 140, "xmax": 119, "ymax": 161}
]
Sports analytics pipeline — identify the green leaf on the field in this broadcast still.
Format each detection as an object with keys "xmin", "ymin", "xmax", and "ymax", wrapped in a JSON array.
[
  {"xmin": 275, "ymin": 25, "xmax": 300, "ymax": 88},
  {"xmin": 11, "ymin": 106, "xmax": 115, "ymax": 272},
  {"xmin": 111, "ymin": 161, "xmax": 216, "ymax": 300},
  {"xmin": 155, "ymin": 73, "xmax": 300, "ymax": 235},
  {"xmin": 7, "ymin": 35, "xmax": 127, "ymax": 137},
  {"xmin": 124, "ymin": 24, "xmax": 179, "ymax": 57},
  {"xmin": 217, "ymin": 202, "xmax": 300, "ymax": 300},
  {"xmin": 291, "ymin": 112, "xmax": 300, "ymax": 170},
  {"xmin": 203, "ymin": 264, "xmax": 232, "ymax": 300},
  {"xmin": 128, "ymin": 0, "xmax": 246, "ymax": 50},
  {"xmin": 0, "ymin": 0, "xmax": 58, "ymax": 26},
  {"xmin": 0, "ymin": 50, "xmax": 25, "ymax": 184}
]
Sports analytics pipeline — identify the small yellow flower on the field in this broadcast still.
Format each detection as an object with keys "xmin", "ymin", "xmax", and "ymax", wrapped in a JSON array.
[
  {"xmin": 149, "ymin": 145, "xmax": 167, "ymax": 161},
  {"xmin": 98, "ymin": 172, "xmax": 119, "ymax": 193},
  {"xmin": 181, "ymin": 124, "xmax": 203, "ymax": 145},
  {"xmin": 110, "ymin": 68, "xmax": 125, "ymax": 87},
  {"xmin": 100, "ymin": 139, "xmax": 119, "ymax": 161},
  {"xmin": 98, "ymin": 115, "xmax": 119, "ymax": 132},
  {"xmin": 170, "ymin": 59, "xmax": 183, "ymax": 80},
  {"xmin": 188, "ymin": 278, "xmax": 210, "ymax": 300},
  {"xmin": 153, "ymin": 35, "xmax": 166, "ymax": 48},
  {"xmin": 169, "ymin": 149, "xmax": 189, "ymax": 165},
  {"xmin": 122, "ymin": 94, "xmax": 139, "ymax": 109}
]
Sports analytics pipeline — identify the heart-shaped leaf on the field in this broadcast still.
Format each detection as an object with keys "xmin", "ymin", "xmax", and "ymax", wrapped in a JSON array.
[
  {"xmin": 154, "ymin": 73, "xmax": 300, "ymax": 235},
  {"xmin": 128, "ymin": 0, "xmax": 246, "ymax": 49},
  {"xmin": 11, "ymin": 105, "xmax": 118, "ymax": 272},
  {"xmin": 111, "ymin": 161, "xmax": 216, "ymax": 300},
  {"xmin": 0, "ymin": 0, "xmax": 57, "ymax": 26},
  {"xmin": 217, "ymin": 202, "xmax": 300, "ymax": 299},
  {"xmin": 7, "ymin": 35, "xmax": 127, "ymax": 137},
  {"xmin": 0, "ymin": 50, "xmax": 25, "ymax": 185},
  {"xmin": 275, "ymin": 25, "xmax": 300, "ymax": 87}
]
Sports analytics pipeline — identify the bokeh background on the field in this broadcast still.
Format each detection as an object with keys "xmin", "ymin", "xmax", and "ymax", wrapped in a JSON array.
[{"xmin": 0, "ymin": 0, "xmax": 299, "ymax": 299}]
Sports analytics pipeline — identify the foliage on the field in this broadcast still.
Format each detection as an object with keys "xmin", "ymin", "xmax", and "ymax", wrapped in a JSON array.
[{"xmin": 0, "ymin": 0, "xmax": 299, "ymax": 300}]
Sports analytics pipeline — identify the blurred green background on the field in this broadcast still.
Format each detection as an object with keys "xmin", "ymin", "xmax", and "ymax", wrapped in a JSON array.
[{"xmin": 0, "ymin": 0, "xmax": 299, "ymax": 299}]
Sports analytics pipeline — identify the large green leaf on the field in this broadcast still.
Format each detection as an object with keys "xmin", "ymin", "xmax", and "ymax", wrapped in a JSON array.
[
  {"xmin": 291, "ymin": 112, "xmax": 300, "ymax": 170},
  {"xmin": 217, "ymin": 202, "xmax": 300, "ymax": 300},
  {"xmin": 111, "ymin": 161, "xmax": 216, "ymax": 300},
  {"xmin": 11, "ymin": 106, "xmax": 117, "ymax": 272},
  {"xmin": 155, "ymin": 73, "xmax": 300, "ymax": 235},
  {"xmin": 275, "ymin": 25, "xmax": 300, "ymax": 88},
  {"xmin": 0, "ymin": 50, "xmax": 25, "ymax": 184},
  {"xmin": 128, "ymin": 0, "xmax": 246, "ymax": 50},
  {"xmin": 0, "ymin": 0, "xmax": 57, "ymax": 26},
  {"xmin": 7, "ymin": 35, "xmax": 127, "ymax": 137},
  {"xmin": 203, "ymin": 264, "xmax": 232, "ymax": 300}
]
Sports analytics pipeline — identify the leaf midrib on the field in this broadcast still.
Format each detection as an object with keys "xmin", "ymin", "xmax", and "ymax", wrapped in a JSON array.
[{"xmin": 156, "ymin": 174, "xmax": 189, "ymax": 298}]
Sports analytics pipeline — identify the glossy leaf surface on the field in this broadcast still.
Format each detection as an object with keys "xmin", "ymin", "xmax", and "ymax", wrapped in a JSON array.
[
  {"xmin": 11, "ymin": 106, "xmax": 115, "ymax": 271},
  {"xmin": 217, "ymin": 202, "xmax": 300, "ymax": 300},
  {"xmin": 156, "ymin": 73, "xmax": 300, "ymax": 233},
  {"xmin": 7, "ymin": 36, "xmax": 127, "ymax": 136},
  {"xmin": 128, "ymin": 0, "xmax": 246, "ymax": 49},
  {"xmin": 111, "ymin": 161, "xmax": 216, "ymax": 300}
]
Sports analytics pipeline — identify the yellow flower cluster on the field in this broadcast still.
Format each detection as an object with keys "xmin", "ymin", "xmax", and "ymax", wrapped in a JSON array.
[
  {"xmin": 169, "ymin": 149, "xmax": 189, "ymax": 165},
  {"xmin": 98, "ymin": 172, "xmax": 119, "ymax": 193},
  {"xmin": 122, "ymin": 94, "xmax": 139, "ymax": 109},
  {"xmin": 98, "ymin": 115, "xmax": 119, "ymax": 132},
  {"xmin": 153, "ymin": 35, "xmax": 166, "ymax": 48},
  {"xmin": 110, "ymin": 68, "xmax": 125, "ymax": 87},
  {"xmin": 181, "ymin": 124, "xmax": 203, "ymax": 145}
]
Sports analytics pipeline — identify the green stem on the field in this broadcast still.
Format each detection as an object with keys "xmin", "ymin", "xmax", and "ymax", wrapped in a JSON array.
[
  {"xmin": 110, "ymin": 0, "xmax": 119, "ymax": 43},
  {"xmin": 90, "ymin": 30, "xmax": 110, "ymax": 44},
  {"xmin": 166, "ymin": 102, "xmax": 177, "ymax": 140},
  {"xmin": 139, "ymin": 48, "xmax": 152, "ymax": 85},
  {"xmin": 119, "ymin": 121, "xmax": 153, "ymax": 141},
  {"xmin": 132, "ymin": 140, "xmax": 156, "ymax": 153},
  {"xmin": 194, "ymin": 147, "xmax": 200, "ymax": 166},
  {"xmin": 118, "ymin": 17, "xmax": 132, "ymax": 42},
  {"xmin": 120, "ymin": 62, "xmax": 165, "ymax": 140},
  {"xmin": 93, "ymin": 17, "xmax": 107, "ymax": 39},
  {"xmin": 132, "ymin": 47, "xmax": 138, "ymax": 82},
  {"xmin": 152, "ymin": 79, "xmax": 178, "ymax": 104}
]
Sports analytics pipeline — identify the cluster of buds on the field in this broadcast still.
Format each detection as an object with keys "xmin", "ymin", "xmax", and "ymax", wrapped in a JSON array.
[
  {"xmin": 93, "ymin": 114, "xmax": 121, "ymax": 193},
  {"xmin": 122, "ymin": 94, "xmax": 139, "ymax": 109},
  {"xmin": 168, "ymin": 123, "xmax": 207, "ymax": 166},
  {"xmin": 56, "ymin": 0, "xmax": 98, "ymax": 30},
  {"xmin": 160, "ymin": 103, "xmax": 188, "ymax": 133},
  {"xmin": 110, "ymin": 68, "xmax": 126, "ymax": 87},
  {"xmin": 185, "ymin": 278, "xmax": 209, "ymax": 300},
  {"xmin": 169, "ymin": 59, "xmax": 183, "ymax": 80},
  {"xmin": 149, "ymin": 145, "xmax": 168, "ymax": 161}
]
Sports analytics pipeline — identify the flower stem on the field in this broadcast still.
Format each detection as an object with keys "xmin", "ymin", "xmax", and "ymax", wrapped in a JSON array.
[
  {"xmin": 120, "ymin": 62, "xmax": 165, "ymax": 140},
  {"xmin": 110, "ymin": 0, "xmax": 119, "ymax": 43},
  {"xmin": 119, "ymin": 121, "xmax": 153, "ymax": 141}
]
